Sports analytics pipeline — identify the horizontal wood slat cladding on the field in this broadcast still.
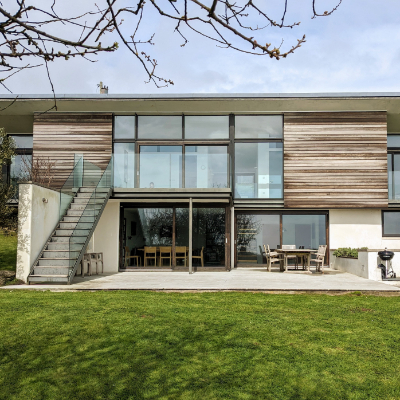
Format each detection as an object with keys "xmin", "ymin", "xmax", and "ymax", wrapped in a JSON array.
[
  {"xmin": 284, "ymin": 112, "xmax": 388, "ymax": 208},
  {"xmin": 33, "ymin": 113, "xmax": 112, "ymax": 188}
]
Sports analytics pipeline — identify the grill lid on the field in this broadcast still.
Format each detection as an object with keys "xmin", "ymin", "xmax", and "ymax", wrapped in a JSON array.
[{"xmin": 378, "ymin": 248, "xmax": 395, "ymax": 261}]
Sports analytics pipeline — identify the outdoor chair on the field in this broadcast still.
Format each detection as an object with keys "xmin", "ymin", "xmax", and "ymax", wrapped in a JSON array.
[
  {"xmin": 159, "ymin": 246, "xmax": 172, "ymax": 267},
  {"xmin": 310, "ymin": 245, "xmax": 327, "ymax": 273},
  {"xmin": 281, "ymin": 245, "xmax": 298, "ymax": 269},
  {"xmin": 144, "ymin": 246, "xmax": 157, "ymax": 267},
  {"xmin": 263, "ymin": 244, "xmax": 283, "ymax": 272},
  {"xmin": 124, "ymin": 246, "xmax": 140, "ymax": 267},
  {"xmin": 95, "ymin": 252, "xmax": 104, "ymax": 274},
  {"xmin": 192, "ymin": 246, "xmax": 204, "ymax": 267},
  {"xmin": 175, "ymin": 246, "xmax": 187, "ymax": 267}
]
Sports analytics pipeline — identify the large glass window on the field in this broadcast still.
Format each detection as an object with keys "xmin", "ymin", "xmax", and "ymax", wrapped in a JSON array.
[
  {"xmin": 282, "ymin": 215, "xmax": 326, "ymax": 249},
  {"xmin": 139, "ymin": 146, "xmax": 182, "ymax": 188},
  {"xmin": 237, "ymin": 214, "xmax": 280, "ymax": 264},
  {"xmin": 11, "ymin": 135, "xmax": 33, "ymax": 148},
  {"xmin": 387, "ymin": 153, "xmax": 400, "ymax": 200},
  {"xmin": 185, "ymin": 146, "xmax": 228, "ymax": 189},
  {"xmin": 6, "ymin": 135, "xmax": 33, "ymax": 187},
  {"xmin": 185, "ymin": 116, "xmax": 229, "ymax": 139},
  {"xmin": 235, "ymin": 115, "xmax": 282, "ymax": 139},
  {"xmin": 388, "ymin": 135, "xmax": 400, "ymax": 148},
  {"xmin": 235, "ymin": 142, "xmax": 283, "ymax": 199},
  {"xmin": 114, "ymin": 143, "xmax": 135, "ymax": 188},
  {"xmin": 114, "ymin": 116, "xmax": 135, "ymax": 139},
  {"xmin": 383, "ymin": 211, "xmax": 400, "ymax": 236},
  {"xmin": 138, "ymin": 116, "xmax": 182, "ymax": 139}
]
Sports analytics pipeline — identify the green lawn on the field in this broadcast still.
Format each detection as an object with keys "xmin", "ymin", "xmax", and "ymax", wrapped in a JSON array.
[
  {"xmin": 0, "ymin": 232, "xmax": 17, "ymax": 271},
  {"xmin": 1, "ymin": 292, "xmax": 400, "ymax": 399}
]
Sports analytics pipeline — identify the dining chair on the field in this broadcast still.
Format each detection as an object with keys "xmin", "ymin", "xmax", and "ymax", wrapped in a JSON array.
[
  {"xmin": 144, "ymin": 246, "xmax": 157, "ymax": 267},
  {"xmin": 175, "ymin": 246, "xmax": 187, "ymax": 267},
  {"xmin": 310, "ymin": 245, "xmax": 327, "ymax": 273},
  {"xmin": 263, "ymin": 244, "xmax": 283, "ymax": 272},
  {"xmin": 281, "ymin": 244, "xmax": 298, "ymax": 269},
  {"xmin": 124, "ymin": 246, "xmax": 140, "ymax": 267},
  {"xmin": 192, "ymin": 246, "xmax": 204, "ymax": 267},
  {"xmin": 159, "ymin": 246, "xmax": 172, "ymax": 267}
]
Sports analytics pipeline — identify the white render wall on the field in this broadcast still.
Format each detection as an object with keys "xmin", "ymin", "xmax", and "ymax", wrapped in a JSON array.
[
  {"xmin": 92, "ymin": 200, "xmax": 119, "ymax": 272},
  {"xmin": 16, "ymin": 183, "xmax": 61, "ymax": 282}
]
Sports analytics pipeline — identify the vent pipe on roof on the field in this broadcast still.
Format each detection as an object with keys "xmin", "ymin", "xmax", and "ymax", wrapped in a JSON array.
[{"xmin": 98, "ymin": 81, "xmax": 108, "ymax": 94}]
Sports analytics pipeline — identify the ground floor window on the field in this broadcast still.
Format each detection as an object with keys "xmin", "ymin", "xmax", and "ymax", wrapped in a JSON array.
[
  {"xmin": 382, "ymin": 211, "xmax": 400, "ymax": 236},
  {"xmin": 121, "ymin": 204, "xmax": 227, "ymax": 268},
  {"xmin": 236, "ymin": 212, "xmax": 327, "ymax": 265}
]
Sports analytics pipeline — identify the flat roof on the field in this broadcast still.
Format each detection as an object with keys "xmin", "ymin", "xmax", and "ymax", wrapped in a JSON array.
[{"xmin": 2, "ymin": 92, "xmax": 400, "ymax": 100}]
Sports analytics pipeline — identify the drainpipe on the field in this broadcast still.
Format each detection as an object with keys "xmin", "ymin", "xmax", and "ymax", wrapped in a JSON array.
[{"xmin": 189, "ymin": 197, "xmax": 193, "ymax": 274}]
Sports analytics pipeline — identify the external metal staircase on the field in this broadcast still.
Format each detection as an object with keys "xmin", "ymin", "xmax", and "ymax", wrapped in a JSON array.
[{"xmin": 27, "ymin": 157, "xmax": 112, "ymax": 284}]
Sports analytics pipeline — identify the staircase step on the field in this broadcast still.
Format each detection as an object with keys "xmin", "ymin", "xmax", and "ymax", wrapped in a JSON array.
[
  {"xmin": 42, "ymin": 250, "xmax": 70, "ymax": 258},
  {"xmin": 55, "ymin": 229, "xmax": 90, "ymax": 236},
  {"xmin": 80, "ymin": 187, "xmax": 96, "ymax": 193},
  {"xmin": 34, "ymin": 266, "xmax": 71, "ymax": 275},
  {"xmin": 59, "ymin": 222, "xmax": 93, "ymax": 230},
  {"xmin": 29, "ymin": 275, "xmax": 69, "ymax": 283},
  {"xmin": 39, "ymin": 258, "xmax": 75, "ymax": 266},
  {"xmin": 77, "ymin": 192, "xmax": 108, "ymax": 199},
  {"xmin": 62, "ymin": 216, "xmax": 94, "ymax": 223},
  {"xmin": 70, "ymin": 203, "xmax": 102, "ymax": 211},
  {"xmin": 51, "ymin": 236, "xmax": 86, "ymax": 244}
]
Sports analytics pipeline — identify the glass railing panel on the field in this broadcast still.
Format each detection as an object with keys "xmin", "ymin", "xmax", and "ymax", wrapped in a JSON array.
[{"xmin": 83, "ymin": 159, "xmax": 102, "ymax": 187}]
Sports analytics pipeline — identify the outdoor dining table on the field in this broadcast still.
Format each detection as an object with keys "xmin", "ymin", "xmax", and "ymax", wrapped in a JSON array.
[{"xmin": 276, "ymin": 249, "xmax": 317, "ymax": 273}]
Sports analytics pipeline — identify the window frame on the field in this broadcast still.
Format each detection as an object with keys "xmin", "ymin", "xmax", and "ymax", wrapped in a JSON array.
[{"xmin": 382, "ymin": 210, "xmax": 400, "ymax": 237}]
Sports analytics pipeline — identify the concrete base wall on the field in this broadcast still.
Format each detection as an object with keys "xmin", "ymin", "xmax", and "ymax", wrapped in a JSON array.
[{"xmin": 16, "ymin": 184, "xmax": 61, "ymax": 282}]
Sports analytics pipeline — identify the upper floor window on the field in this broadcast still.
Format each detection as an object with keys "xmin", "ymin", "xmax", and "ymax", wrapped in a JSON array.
[
  {"xmin": 235, "ymin": 115, "xmax": 282, "ymax": 139},
  {"xmin": 185, "ymin": 116, "xmax": 229, "ymax": 139},
  {"xmin": 114, "ymin": 116, "xmax": 135, "ymax": 140},
  {"xmin": 138, "ymin": 116, "xmax": 182, "ymax": 139},
  {"xmin": 388, "ymin": 135, "xmax": 400, "ymax": 201}
]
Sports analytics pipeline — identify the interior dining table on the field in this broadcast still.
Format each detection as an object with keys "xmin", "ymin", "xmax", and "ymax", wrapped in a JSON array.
[{"xmin": 276, "ymin": 249, "xmax": 317, "ymax": 273}]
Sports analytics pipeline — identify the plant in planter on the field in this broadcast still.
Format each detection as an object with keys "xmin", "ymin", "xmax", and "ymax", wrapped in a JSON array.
[{"xmin": 333, "ymin": 247, "xmax": 368, "ymax": 259}]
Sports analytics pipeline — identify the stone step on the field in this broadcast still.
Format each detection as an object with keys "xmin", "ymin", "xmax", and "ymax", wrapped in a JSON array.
[
  {"xmin": 73, "ymin": 197, "xmax": 105, "ymax": 205},
  {"xmin": 59, "ymin": 222, "xmax": 93, "ymax": 230},
  {"xmin": 42, "ymin": 250, "xmax": 70, "ymax": 258},
  {"xmin": 76, "ymin": 192, "xmax": 108, "ymax": 199},
  {"xmin": 80, "ymin": 187, "xmax": 96, "ymax": 193},
  {"xmin": 55, "ymin": 229, "xmax": 90, "ymax": 236},
  {"xmin": 51, "ymin": 236, "xmax": 86, "ymax": 244},
  {"xmin": 70, "ymin": 203, "xmax": 102, "ymax": 211},
  {"xmin": 29, "ymin": 275, "xmax": 69, "ymax": 283},
  {"xmin": 38, "ymin": 258, "xmax": 75, "ymax": 267},
  {"xmin": 47, "ymin": 242, "xmax": 84, "ymax": 251},
  {"xmin": 62, "ymin": 216, "xmax": 94, "ymax": 223},
  {"xmin": 34, "ymin": 266, "xmax": 71, "ymax": 275}
]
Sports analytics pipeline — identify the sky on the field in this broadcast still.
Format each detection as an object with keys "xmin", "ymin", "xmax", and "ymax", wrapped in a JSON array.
[{"xmin": 4, "ymin": 0, "xmax": 400, "ymax": 95}]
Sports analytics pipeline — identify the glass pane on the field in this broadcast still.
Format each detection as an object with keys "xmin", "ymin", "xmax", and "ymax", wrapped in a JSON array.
[
  {"xmin": 383, "ymin": 212, "xmax": 400, "ymax": 235},
  {"xmin": 185, "ymin": 116, "xmax": 229, "ymax": 139},
  {"xmin": 140, "ymin": 146, "xmax": 182, "ymax": 188},
  {"xmin": 10, "ymin": 135, "xmax": 33, "ymax": 148},
  {"xmin": 237, "ymin": 214, "xmax": 280, "ymax": 265},
  {"xmin": 235, "ymin": 142, "xmax": 283, "ymax": 199},
  {"xmin": 123, "ymin": 208, "xmax": 173, "ymax": 267},
  {"xmin": 138, "ymin": 116, "xmax": 182, "ymax": 139},
  {"xmin": 235, "ymin": 116, "xmax": 282, "ymax": 139},
  {"xmin": 185, "ymin": 146, "xmax": 228, "ymax": 189},
  {"xmin": 388, "ymin": 154, "xmax": 393, "ymax": 200},
  {"xmin": 10, "ymin": 154, "xmax": 31, "ymax": 183},
  {"xmin": 114, "ymin": 143, "xmax": 135, "ymax": 188},
  {"xmin": 393, "ymin": 154, "xmax": 400, "ymax": 200},
  {"xmin": 282, "ymin": 215, "xmax": 326, "ymax": 250},
  {"xmin": 193, "ymin": 208, "xmax": 225, "ymax": 267},
  {"xmin": 388, "ymin": 135, "xmax": 400, "ymax": 148},
  {"xmin": 114, "ymin": 116, "xmax": 135, "ymax": 139}
]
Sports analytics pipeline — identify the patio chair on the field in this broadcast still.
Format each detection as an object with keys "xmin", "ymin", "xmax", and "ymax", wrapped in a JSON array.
[
  {"xmin": 124, "ymin": 246, "xmax": 140, "ymax": 267},
  {"xmin": 281, "ymin": 245, "xmax": 298, "ymax": 269},
  {"xmin": 175, "ymin": 246, "xmax": 187, "ymax": 267},
  {"xmin": 159, "ymin": 246, "xmax": 172, "ymax": 267},
  {"xmin": 263, "ymin": 244, "xmax": 283, "ymax": 272},
  {"xmin": 192, "ymin": 246, "xmax": 204, "ymax": 267},
  {"xmin": 144, "ymin": 246, "xmax": 157, "ymax": 267},
  {"xmin": 310, "ymin": 245, "xmax": 327, "ymax": 273}
]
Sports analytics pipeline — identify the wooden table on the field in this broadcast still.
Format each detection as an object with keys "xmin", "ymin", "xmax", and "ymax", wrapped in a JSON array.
[{"xmin": 276, "ymin": 249, "xmax": 317, "ymax": 273}]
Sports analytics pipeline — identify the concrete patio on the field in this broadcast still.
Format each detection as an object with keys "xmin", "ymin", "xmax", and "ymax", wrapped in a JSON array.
[{"xmin": 4, "ymin": 267, "xmax": 400, "ymax": 291}]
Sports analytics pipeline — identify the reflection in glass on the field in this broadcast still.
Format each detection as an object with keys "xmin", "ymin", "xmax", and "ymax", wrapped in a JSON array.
[
  {"xmin": 114, "ymin": 143, "xmax": 135, "ymax": 188},
  {"xmin": 388, "ymin": 154, "xmax": 393, "ymax": 200},
  {"xmin": 282, "ymin": 214, "xmax": 326, "ymax": 250},
  {"xmin": 193, "ymin": 208, "xmax": 225, "ymax": 267},
  {"xmin": 138, "ymin": 116, "xmax": 182, "ymax": 139},
  {"xmin": 383, "ymin": 211, "xmax": 400, "ymax": 235},
  {"xmin": 388, "ymin": 135, "xmax": 400, "ymax": 148},
  {"xmin": 114, "ymin": 116, "xmax": 135, "ymax": 139},
  {"xmin": 235, "ymin": 142, "xmax": 283, "ymax": 198},
  {"xmin": 140, "ymin": 146, "xmax": 182, "ymax": 188},
  {"xmin": 236, "ymin": 214, "xmax": 280, "ymax": 264},
  {"xmin": 235, "ymin": 115, "xmax": 282, "ymax": 139},
  {"xmin": 10, "ymin": 154, "xmax": 31, "ymax": 183},
  {"xmin": 393, "ymin": 154, "xmax": 400, "ymax": 200},
  {"xmin": 176, "ymin": 208, "xmax": 189, "ymax": 247},
  {"xmin": 10, "ymin": 135, "xmax": 33, "ymax": 148},
  {"xmin": 185, "ymin": 116, "xmax": 229, "ymax": 139},
  {"xmin": 185, "ymin": 146, "xmax": 228, "ymax": 189}
]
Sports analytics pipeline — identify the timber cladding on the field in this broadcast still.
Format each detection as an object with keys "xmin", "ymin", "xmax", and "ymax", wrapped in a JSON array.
[
  {"xmin": 284, "ymin": 111, "xmax": 388, "ymax": 208},
  {"xmin": 33, "ymin": 113, "xmax": 112, "ymax": 188}
]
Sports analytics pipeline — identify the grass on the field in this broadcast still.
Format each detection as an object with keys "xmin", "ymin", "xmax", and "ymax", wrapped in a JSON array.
[
  {"xmin": 1, "ymin": 292, "xmax": 400, "ymax": 399},
  {"xmin": 0, "ymin": 231, "xmax": 17, "ymax": 271}
]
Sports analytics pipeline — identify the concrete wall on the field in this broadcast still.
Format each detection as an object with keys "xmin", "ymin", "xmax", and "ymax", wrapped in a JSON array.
[
  {"xmin": 92, "ymin": 200, "xmax": 119, "ymax": 272},
  {"xmin": 16, "ymin": 183, "xmax": 60, "ymax": 282}
]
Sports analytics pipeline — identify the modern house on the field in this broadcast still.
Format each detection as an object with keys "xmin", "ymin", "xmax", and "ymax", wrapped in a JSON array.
[{"xmin": 2, "ymin": 93, "xmax": 400, "ymax": 284}]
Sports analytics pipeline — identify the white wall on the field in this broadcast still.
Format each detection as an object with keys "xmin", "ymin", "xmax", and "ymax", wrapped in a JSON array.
[
  {"xmin": 16, "ymin": 183, "xmax": 61, "ymax": 282},
  {"xmin": 92, "ymin": 200, "xmax": 119, "ymax": 272}
]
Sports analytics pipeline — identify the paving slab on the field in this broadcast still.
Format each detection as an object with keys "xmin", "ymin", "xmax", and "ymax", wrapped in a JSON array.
[{"xmin": 3, "ymin": 268, "xmax": 400, "ymax": 291}]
